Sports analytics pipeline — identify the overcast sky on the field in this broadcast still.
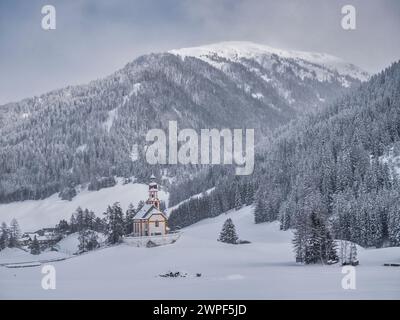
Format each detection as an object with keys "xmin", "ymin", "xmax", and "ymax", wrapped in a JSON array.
[{"xmin": 1, "ymin": 0, "xmax": 399, "ymax": 105}]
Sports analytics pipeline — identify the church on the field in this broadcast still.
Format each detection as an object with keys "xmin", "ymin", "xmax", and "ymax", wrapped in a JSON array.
[{"xmin": 132, "ymin": 175, "xmax": 168, "ymax": 237}]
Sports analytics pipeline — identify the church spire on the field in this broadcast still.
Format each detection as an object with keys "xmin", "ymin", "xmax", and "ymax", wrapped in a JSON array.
[{"xmin": 147, "ymin": 174, "xmax": 160, "ymax": 209}]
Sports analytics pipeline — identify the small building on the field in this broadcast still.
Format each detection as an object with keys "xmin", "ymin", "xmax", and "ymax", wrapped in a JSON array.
[
  {"xmin": 132, "ymin": 175, "xmax": 168, "ymax": 237},
  {"xmin": 20, "ymin": 232, "xmax": 59, "ymax": 247}
]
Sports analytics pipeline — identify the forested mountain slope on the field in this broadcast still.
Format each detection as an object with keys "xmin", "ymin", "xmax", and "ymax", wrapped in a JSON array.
[
  {"xmin": 169, "ymin": 61, "xmax": 400, "ymax": 248},
  {"xmin": 0, "ymin": 42, "xmax": 365, "ymax": 203}
]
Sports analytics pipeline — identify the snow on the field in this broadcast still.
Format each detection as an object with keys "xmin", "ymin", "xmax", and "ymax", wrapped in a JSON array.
[
  {"xmin": 55, "ymin": 232, "xmax": 106, "ymax": 255},
  {"xmin": 251, "ymin": 92, "xmax": 264, "ymax": 100},
  {"xmin": 107, "ymin": 82, "xmax": 142, "ymax": 131},
  {"xmin": 379, "ymin": 146, "xmax": 400, "ymax": 177},
  {"xmin": 1, "ymin": 205, "xmax": 399, "ymax": 299},
  {"xmin": 316, "ymin": 93, "xmax": 326, "ymax": 102},
  {"xmin": 170, "ymin": 41, "xmax": 369, "ymax": 82},
  {"xmin": 0, "ymin": 248, "xmax": 69, "ymax": 265},
  {"xmin": 75, "ymin": 144, "xmax": 87, "ymax": 153},
  {"xmin": 166, "ymin": 187, "xmax": 215, "ymax": 216},
  {"xmin": 123, "ymin": 83, "xmax": 141, "ymax": 105},
  {"xmin": 55, "ymin": 233, "xmax": 80, "ymax": 255},
  {"xmin": 129, "ymin": 144, "xmax": 139, "ymax": 162},
  {"xmin": 131, "ymin": 82, "xmax": 142, "ymax": 96},
  {"xmin": 132, "ymin": 204, "xmax": 158, "ymax": 219},
  {"xmin": 0, "ymin": 180, "xmax": 168, "ymax": 232},
  {"xmin": 104, "ymin": 108, "xmax": 118, "ymax": 133}
]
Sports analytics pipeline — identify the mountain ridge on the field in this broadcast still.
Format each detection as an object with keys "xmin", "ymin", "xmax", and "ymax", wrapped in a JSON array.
[
  {"xmin": 170, "ymin": 41, "xmax": 369, "ymax": 82},
  {"xmin": 0, "ymin": 42, "xmax": 368, "ymax": 203}
]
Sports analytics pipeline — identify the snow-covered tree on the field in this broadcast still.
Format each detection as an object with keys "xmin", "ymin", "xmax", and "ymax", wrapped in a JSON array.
[
  {"xmin": 104, "ymin": 202, "xmax": 125, "ymax": 244},
  {"xmin": 78, "ymin": 229, "xmax": 99, "ymax": 253},
  {"xmin": 349, "ymin": 243, "xmax": 358, "ymax": 265},
  {"xmin": 218, "ymin": 218, "xmax": 239, "ymax": 244},
  {"xmin": 30, "ymin": 236, "xmax": 41, "ymax": 255},
  {"xmin": 292, "ymin": 214, "xmax": 308, "ymax": 263},
  {"xmin": 388, "ymin": 200, "xmax": 400, "ymax": 246},
  {"xmin": 234, "ymin": 185, "xmax": 243, "ymax": 210},
  {"xmin": 0, "ymin": 222, "xmax": 9, "ymax": 250},
  {"xmin": 293, "ymin": 208, "xmax": 338, "ymax": 264},
  {"xmin": 70, "ymin": 215, "xmax": 77, "ymax": 233},
  {"xmin": 210, "ymin": 195, "xmax": 221, "ymax": 217},
  {"xmin": 254, "ymin": 194, "xmax": 266, "ymax": 224},
  {"xmin": 125, "ymin": 203, "xmax": 136, "ymax": 235},
  {"xmin": 340, "ymin": 240, "xmax": 359, "ymax": 266},
  {"xmin": 8, "ymin": 218, "xmax": 21, "ymax": 248}
]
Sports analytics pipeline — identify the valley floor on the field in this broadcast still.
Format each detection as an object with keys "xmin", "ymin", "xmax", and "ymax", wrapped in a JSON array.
[{"xmin": 1, "ymin": 206, "xmax": 399, "ymax": 299}]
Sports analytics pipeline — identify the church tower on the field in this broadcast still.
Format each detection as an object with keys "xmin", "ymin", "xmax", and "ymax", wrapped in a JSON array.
[{"xmin": 147, "ymin": 174, "xmax": 160, "ymax": 209}]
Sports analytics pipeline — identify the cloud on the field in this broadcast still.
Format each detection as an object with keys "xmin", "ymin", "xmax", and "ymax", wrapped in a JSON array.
[{"xmin": 0, "ymin": 0, "xmax": 399, "ymax": 104}]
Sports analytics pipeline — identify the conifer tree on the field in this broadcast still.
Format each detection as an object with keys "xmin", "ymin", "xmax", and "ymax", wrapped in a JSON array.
[
  {"xmin": 8, "ymin": 218, "xmax": 21, "ymax": 248},
  {"xmin": 292, "ymin": 214, "xmax": 308, "ymax": 263},
  {"xmin": 0, "ymin": 222, "xmax": 9, "ymax": 250},
  {"xmin": 125, "ymin": 203, "xmax": 136, "ymax": 235},
  {"xmin": 349, "ymin": 242, "xmax": 358, "ymax": 266},
  {"xmin": 30, "ymin": 236, "xmax": 41, "ymax": 255},
  {"xmin": 104, "ymin": 202, "xmax": 125, "ymax": 244},
  {"xmin": 388, "ymin": 203, "xmax": 400, "ymax": 246},
  {"xmin": 294, "ymin": 210, "xmax": 338, "ymax": 264},
  {"xmin": 211, "ymin": 195, "xmax": 221, "ymax": 217},
  {"xmin": 78, "ymin": 229, "xmax": 99, "ymax": 252},
  {"xmin": 234, "ymin": 186, "xmax": 243, "ymax": 210},
  {"xmin": 218, "ymin": 218, "xmax": 239, "ymax": 244},
  {"xmin": 254, "ymin": 195, "xmax": 266, "ymax": 224}
]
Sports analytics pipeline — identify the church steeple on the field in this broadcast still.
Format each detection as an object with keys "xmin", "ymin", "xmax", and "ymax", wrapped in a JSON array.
[{"xmin": 147, "ymin": 174, "xmax": 160, "ymax": 209}]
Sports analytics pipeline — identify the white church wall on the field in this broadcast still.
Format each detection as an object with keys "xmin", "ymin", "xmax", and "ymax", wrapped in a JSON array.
[
  {"xmin": 123, "ymin": 232, "xmax": 181, "ymax": 247},
  {"xmin": 148, "ymin": 214, "xmax": 167, "ymax": 235}
]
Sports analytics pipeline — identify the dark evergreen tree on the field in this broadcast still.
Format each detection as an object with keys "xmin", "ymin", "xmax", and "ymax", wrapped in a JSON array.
[
  {"xmin": 234, "ymin": 185, "xmax": 243, "ymax": 210},
  {"xmin": 8, "ymin": 218, "xmax": 21, "ymax": 248},
  {"xmin": 292, "ymin": 213, "xmax": 308, "ymax": 263},
  {"xmin": 294, "ymin": 209, "xmax": 338, "ymax": 264},
  {"xmin": 254, "ymin": 194, "xmax": 266, "ymax": 223},
  {"xmin": 349, "ymin": 243, "xmax": 358, "ymax": 265},
  {"xmin": 70, "ymin": 214, "xmax": 77, "ymax": 233},
  {"xmin": 218, "ymin": 218, "xmax": 239, "ymax": 244},
  {"xmin": 125, "ymin": 203, "xmax": 136, "ymax": 235},
  {"xmin": 29, "ymin": 236, "xmax": 41, "ymax": 255},
  {"xmin": 0, "ymin": 222, "xmax": 9, "ymax": 250},
  {"xmin": 104, "ymin": 202, "xmax": 125, "ymax": 244},
  {"xmin": 94, "ymin": 217, "xmax": 105, "ymax": 233},
  {"xmin": 78, "ymin": 229, "xmax": 99, "ymax": 252},
  {"xmin": 388, "ymin": 199, "xmax": 400, "ymax": 246},
  {"xmin": 55, "ymin": 219, "xmax": 70, "ymax": 236}
]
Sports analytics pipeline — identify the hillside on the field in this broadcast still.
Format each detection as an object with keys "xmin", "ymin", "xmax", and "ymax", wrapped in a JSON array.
[
  {"xmin": 169, "ymin": 61, "xmax": 400, "ymax": 249},
  {"xmin": 0, "ymin": 179, "xmax": 168, "ymax": 232},
  {"xmin": 1, "ymin": 205, "xmax": 399, "ymax": 299},
  {"xmin": 0, "ymin": 42, "xmax": 367, "ymax": 204}
]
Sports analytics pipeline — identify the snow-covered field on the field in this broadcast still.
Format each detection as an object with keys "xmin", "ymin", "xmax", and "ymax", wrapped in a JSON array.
[
  {"xmin": 55, "ymin": 232, "xmax": 107, "ymax": 255},
  {"xmin": 1, "ymin": 206, "xmax": 399, "ymax": 299},
  {"xmin": 0, "ymin": 180, "xmax": 168, "ymax": 232},
  {"xmin": 0, "ymin": 248, "xmax": 69, "ymax": 265}
]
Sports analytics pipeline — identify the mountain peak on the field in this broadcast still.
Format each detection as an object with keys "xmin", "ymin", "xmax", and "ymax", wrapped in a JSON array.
[{"xmin": 169, "ymin": 41, "xmax": 369, "ymax": 82}]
